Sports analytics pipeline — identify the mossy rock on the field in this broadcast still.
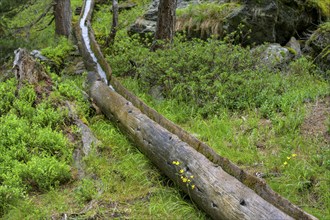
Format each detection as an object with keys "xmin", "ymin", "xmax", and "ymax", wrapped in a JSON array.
[
  {"xmin": 306, "ymin": 0, "xmax": 330, "ymax": 19},
  {"xmin": 130, "ymin": 0, "xmax": 324, "ymax": 45},
  {"xmin": 306, "ymin": 22, "xmax": 330, "ymax": 71}
]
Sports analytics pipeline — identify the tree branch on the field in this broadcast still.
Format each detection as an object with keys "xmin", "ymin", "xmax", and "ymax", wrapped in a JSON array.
[
  {"xmin": 13, "ymin": 2, "xmax": 54, "ymax": 34},
  {"xmin": 37, "ymin": 16, "xmax": 55, "ymax": 31},
  {"xmin": 0, "ymin": 0, "xmax": 36, "ymax": 17}
]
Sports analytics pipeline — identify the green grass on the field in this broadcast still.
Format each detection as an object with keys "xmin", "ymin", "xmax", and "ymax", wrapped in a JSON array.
[
  {"xmin": 86, "ymin": 117, "xmax": 207, "ymax": 219},
  {"xmin": 0, "ymin": 1, "xmax": 207, "ymax": 216},
  {"xmin": 111, "ymin": 34, "xmax": 329, "ymax": 219},
  {"xmin": 176, "ymin": 2, "xmax": 241, "ymax": 37},
  {"xmin": 0, "ymin": 76, "xmax": 73, "ymax": 216},
  {"xmin": 89, "ymin": 3, "xmax": 330, "ymax": 217},
  {"xmin": 119, "ymin": 75, "xmax": 330, "ymax": 219},
  {"xmin": 0, "ymin": 72, "xmax": 206, "ymax": 219}
]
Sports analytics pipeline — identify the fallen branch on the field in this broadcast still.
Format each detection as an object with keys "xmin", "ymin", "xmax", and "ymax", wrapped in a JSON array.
[
  {"xmin": 13, "ymin": 2, "xmax": 54, "ymax": 35},
  {"xmin": 37, "ymin": 16, "xmax": 55, "ymax": 31}
]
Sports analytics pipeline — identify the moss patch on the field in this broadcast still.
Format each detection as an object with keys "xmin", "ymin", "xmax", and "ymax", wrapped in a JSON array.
[{"xmin": 308, "ymin": 0, "xmax": 330, "ymax": 18}]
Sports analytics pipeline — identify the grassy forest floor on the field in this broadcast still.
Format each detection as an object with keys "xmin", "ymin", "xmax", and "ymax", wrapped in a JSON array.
[{"xmin": 0, "ymin": 0, "xmax": 329, "ymax": 219}]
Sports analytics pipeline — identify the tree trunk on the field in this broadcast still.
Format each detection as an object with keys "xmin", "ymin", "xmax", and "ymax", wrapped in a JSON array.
[
  {"xmin": 106, "ymin": 0, "xmax": 118, "ymax": 46},
  {"xmin": 54, "ymin": 0, "xmax": 72, "ymax": 37},
  {"xmin": 150, "ymin": 0, "xmax": 177, "ymax": 51}
]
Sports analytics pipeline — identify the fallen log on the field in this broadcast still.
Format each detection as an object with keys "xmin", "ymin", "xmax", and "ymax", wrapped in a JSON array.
[
  {"xmin": 75, "ymin": 0, "xmax": 317, "ymax": 219},
  {"xmin": 87, "ymin": 74, "xmax": 293, "ymax": 220}
]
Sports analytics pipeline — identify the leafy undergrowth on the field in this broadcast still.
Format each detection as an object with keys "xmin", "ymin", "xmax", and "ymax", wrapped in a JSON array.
[
  {"xmin": 91, "ymin": 2, "xmax": 330, "ymax": 218},
  {"xmin": 2, "ymin": 0, "xmax": 207, "ymax": 218},
  {"xmin": 111, "ymin": 36, "xmax": 330, "ymax": 217},
  {"xmin": 115, "ymin": 52, "xmax": 329, "ymax": 217},
  {"xmin": 0, "ymin": 35, "xmax": 207, "ymax": 218},
  {"xmin": 119, "ymin": 77, "xmax": 329, "ymax": 219}
]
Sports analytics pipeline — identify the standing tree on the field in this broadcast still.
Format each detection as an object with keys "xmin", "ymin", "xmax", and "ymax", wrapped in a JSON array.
[
  {"xmin": 54, "ymin": 0, "xmax": 72, "ymax": 37},
  {"xmin": 106, "ymin": 0, "xmax": 119, "ymax": 46},
  {"xmin": 150, "ymin": 0, "xmax": 177, "ymax": 51}
]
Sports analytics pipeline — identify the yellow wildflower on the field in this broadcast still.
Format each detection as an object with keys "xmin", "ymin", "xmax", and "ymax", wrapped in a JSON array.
[
  {"xmin": 287, "ymin": 156, "xmax": 291, "ymax": 160},
  {"xmin": 191, "ymin": 185, "xmax": 195, "ymax": 189},
  {"xmin": 283, "ymin": 161, "xmax": 288, "ymax": 165},
  {"xmin": 292, "ymin": 154, "xmax": 297, "ymax": 157},
  {"xmin": 182, "ymin": 178, "xmax": 188, "ymax": 183},
  {"xmin": 188, "ymin": 179, "xmax": 191, "ymax": 182},
  {"xmin": 179, "ymin": 169, "xmax": 184, "ymax": 174},
  {"xmin": 190, "ymin": 175, "xmax": 194, "ymax": 179},
  {"xmin": 172, "ymin": 161, "xmax": 180, "ymax": 165}
]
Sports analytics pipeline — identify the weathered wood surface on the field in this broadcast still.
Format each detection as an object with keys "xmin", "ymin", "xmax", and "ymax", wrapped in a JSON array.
[
  {"xmin": 75, "ymin": 0, "xmax": 318, "ymax": 219},
  {"xmin": 87, "ymin": 75, "xmax": 293, "ymax": 220},
  {"xmin": 12, "ymin": 48, "xmax": 47, "ymax": 84}
]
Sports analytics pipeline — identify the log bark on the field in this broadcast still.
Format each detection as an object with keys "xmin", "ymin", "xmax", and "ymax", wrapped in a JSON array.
[
  {"xmin": 87, "ymin": 75, "xmax": 293, "ymax": 220},
  {"xmin": 150, "ymin": 0, "xmax": 177, "ymax": 51},
  {"xmin": 66, "ymin": 101, "xmax": 100, "ymax": 179}
]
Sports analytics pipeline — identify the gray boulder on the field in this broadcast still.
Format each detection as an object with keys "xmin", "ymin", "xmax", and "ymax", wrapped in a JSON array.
[
  {"xmin": 225, "ymin": 0, "xmax": 278, "ymax": 45},
  {"xmin": 226, "ymin": 0, "xmax": 320, "ymax": 45},
  {"xmin": 129, "ymin": 18, "xmax": 157, "ymax": 35},
  {"xmin": 275, "ymin": 0, "xmax": 320, "ymax": 45},
  {"xmin": 259, "ymin": 43, "xmax": 291, "ymax": 68},
  {"xmin": 305, "ymin": 22, "xmax": 330, "ymax": 71},
  {"xmin": 285, "ymin": 37, "xmax": 302, "ymax": 58}
]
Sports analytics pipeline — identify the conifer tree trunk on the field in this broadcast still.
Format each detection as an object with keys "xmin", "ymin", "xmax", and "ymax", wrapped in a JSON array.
[
  {"xmin": 54, "ymin": 0, "xmax": 72, "ymax": 37},
  {"xmin": 151, "ymin": 0, "xmax": 177, "ymax": 51},
  {"xmin": 106, "ymin": 0, "xmax": 118, "ymax": 46}
]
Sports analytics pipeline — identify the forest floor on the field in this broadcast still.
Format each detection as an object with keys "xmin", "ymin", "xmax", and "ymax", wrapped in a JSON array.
[{"xmin": 301, "ymin": 96, "xmax": 330, "ymax": 142}]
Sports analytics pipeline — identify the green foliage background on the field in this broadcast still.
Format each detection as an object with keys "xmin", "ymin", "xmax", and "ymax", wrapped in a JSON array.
[{"xmin": 0, "ymin": 78, "xmax": 72, "ymax": 215}]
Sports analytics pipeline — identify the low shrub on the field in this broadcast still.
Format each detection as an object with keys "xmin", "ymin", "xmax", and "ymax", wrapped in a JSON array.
[
  {"xmin": 0, "ymin": 78, "xmax": 17, "ymax": 115},
  {"xmin": 0, "ymin": 74, "xmax": 75, "ymax": 215},
  {"xmin": 19, "ymin": 156, "xmax": 71, "ymax": 192},
  {"xmin": 132, "ymin": 38, "xmax": 328, "ymax": 117},
  {"xmin": 74, "ymin": 178, "xmax": 98, "ymax": 203},
  {"xmin": 41, "ymin": 37, "xmax": 75, "ymax": 73}
]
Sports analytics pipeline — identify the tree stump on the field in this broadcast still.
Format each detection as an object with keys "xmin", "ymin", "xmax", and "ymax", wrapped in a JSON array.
[{"xmin": 12, "ymin": 48, "xmax": 48, "ymax": 86}]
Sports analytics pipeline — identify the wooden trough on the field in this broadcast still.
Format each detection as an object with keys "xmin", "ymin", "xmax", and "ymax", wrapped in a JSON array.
[{"xmin": 74, "ymin": 0, "xmax": 317, "ymax": 219}]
